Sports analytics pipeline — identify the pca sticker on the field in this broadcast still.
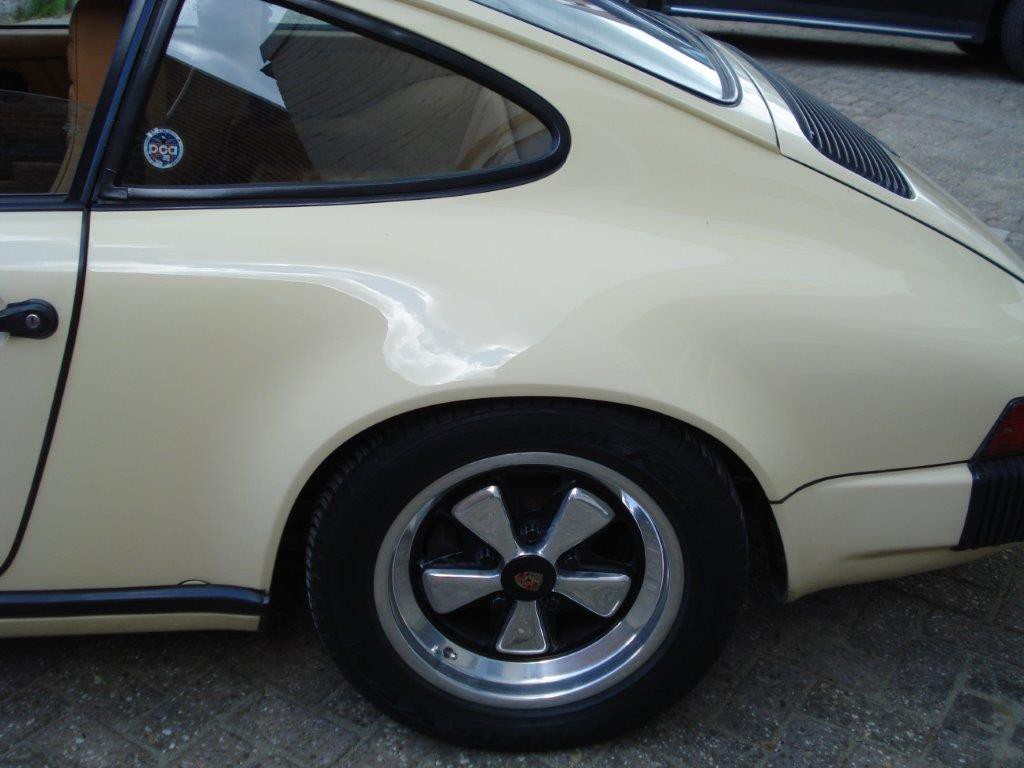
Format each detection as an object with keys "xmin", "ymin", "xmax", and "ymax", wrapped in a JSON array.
[{"xmin": 143, "ymin": 127, "xmax": 184, "ymax": 170}]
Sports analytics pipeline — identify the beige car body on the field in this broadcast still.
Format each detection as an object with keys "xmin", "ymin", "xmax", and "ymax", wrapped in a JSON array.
[{"xmin": 1, "ymin": 0, "xmax": 1023, "ymax": 636}]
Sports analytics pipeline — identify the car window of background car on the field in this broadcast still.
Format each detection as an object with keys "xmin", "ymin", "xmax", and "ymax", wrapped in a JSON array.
[{"xmin": 119, "ymin": 0, "xmax": 556, "ymax": 188}]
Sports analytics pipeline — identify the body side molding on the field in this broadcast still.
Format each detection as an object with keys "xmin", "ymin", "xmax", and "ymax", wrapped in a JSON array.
[{"xmin": 0, "ymin": 584, "xmax": 268, "ymax": 619}]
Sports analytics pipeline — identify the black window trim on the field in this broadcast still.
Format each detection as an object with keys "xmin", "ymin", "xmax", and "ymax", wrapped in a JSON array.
[{"xmin": 94, "ymin": 0, "xmax": 571, "ymax": 208}]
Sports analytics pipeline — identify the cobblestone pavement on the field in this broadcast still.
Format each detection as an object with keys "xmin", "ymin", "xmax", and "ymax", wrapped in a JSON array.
[{"xmin": 3, "ymin": 23, "xmax": 1024, "ymax": 768}]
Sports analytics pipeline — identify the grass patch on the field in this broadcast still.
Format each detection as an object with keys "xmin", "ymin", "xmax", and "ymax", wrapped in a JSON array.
[{"xmin": 13, "ymin": 0, "xmax": 72, "ymax": 22}]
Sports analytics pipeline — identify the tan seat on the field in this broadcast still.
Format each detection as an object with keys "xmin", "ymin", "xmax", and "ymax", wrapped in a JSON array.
[{"xmin": 50, "ymin": 0, "xmax": 129, "ymax": 193}]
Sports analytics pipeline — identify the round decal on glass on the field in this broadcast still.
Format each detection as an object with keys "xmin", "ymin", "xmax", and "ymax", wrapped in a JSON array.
[{"xmin": 143, "ymin": 128, "xmax": 184, "ymax": 170}]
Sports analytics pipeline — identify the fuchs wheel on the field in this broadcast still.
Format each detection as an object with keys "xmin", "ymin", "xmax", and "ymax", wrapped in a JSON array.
[
  {"xmin": 306, "ymin": 400, "xmax": 747, "ymax": 749},
  {"xmin": 1003, "ymin": 0, "xmax": 1024, "ymax": 78}
]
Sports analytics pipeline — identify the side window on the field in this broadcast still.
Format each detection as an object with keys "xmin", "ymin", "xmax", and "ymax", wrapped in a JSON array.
[
  {"xmin": 1, "ymin": 0, "xmax": 123, "ymax": 196},
  {"xmin": 120, "ymin": 0, "xmax": 557, "ymax": 189}
]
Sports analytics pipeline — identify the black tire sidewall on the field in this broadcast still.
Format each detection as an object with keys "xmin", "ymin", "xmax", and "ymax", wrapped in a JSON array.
[
  {"xmin": 1002, "ymin": 0, "xmax": 1024, "ymax": 78},
  {"xmin": 307, "ymin": 403, "xmax": 746, "ymax": 749}
]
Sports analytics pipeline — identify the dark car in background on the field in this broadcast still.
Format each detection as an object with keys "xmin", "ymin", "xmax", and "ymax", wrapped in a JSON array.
[{"xmin": 634, "ymin": 0, "xmax": 1024, "ymax": 77}]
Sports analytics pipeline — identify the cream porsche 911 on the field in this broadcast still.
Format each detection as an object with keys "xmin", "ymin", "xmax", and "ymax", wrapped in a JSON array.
[{"xmin": 1, "ymin": 0, "xmax": 1022, "ymax": 749}]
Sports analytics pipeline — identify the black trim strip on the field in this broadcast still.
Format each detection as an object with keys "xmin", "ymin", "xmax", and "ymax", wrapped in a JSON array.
[
  {"xmin": 96, "ymin": 0, "xmax": 571, "ymax": 208},
  {"xmin": 0, "ymin": 585, "xmax": 268, "ymax": 619},
  {"xmin": 0, "ymin": 212, "xmax": 90, "ymax": 578},
  {"xmin": 0, "ymin": 196, "xmax": 79, "ymax": 213},
  {"xmin": 0, "ymin": 0, "xmax": 158, "ymax": 578},
  {"xmin": 956, "ymin": 454, "xmax": 1024, "ymax": 550}
]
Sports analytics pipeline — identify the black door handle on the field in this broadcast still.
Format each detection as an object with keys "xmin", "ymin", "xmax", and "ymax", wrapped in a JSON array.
[{"xmin": 0, "ymin": 300, "xmax": 59, "ymax": 339}]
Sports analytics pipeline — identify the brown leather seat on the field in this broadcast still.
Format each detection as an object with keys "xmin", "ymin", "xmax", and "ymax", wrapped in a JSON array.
[{"xmin": 50, "ymin": 0, "xmax": 129, "ymax": 192}]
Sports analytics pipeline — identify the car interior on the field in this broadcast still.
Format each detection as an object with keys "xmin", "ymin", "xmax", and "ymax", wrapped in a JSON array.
[
  {"xmin": 120, "ymin": 18, "xmax": 555, "ymax": 186},
  {"xmin": 0, "ymin": 0, "xmax": 130, "ymax": 194},
  {"xmin": 1, "ymin": 0, "xmax": 553, "ymax": 195}
]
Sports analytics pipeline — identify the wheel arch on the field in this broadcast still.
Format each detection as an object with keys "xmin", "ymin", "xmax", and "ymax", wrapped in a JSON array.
[
  {"xmin": 268, "ymin": 395, "xmax": 788, "ymax": 605},
  {"xmin": 985, "ymin": 0, "xmax": 1012, "ymax": 41}
]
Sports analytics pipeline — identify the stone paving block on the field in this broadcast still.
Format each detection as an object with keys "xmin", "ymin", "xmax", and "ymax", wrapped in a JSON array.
[
  {"xmin": 946, "ymin": 550, "xmax": 1024, "ymax": 591},
  {"xmin": 1003, "ymin": 725, "xmax": 1024, "ymax": 768},
  {"xmin": 771, "ymin": 621, "xmax": 895, "ymax": 694},
  {"xmin": 580, "ymin": 740, "xmax": 666, "ymax": 768},
  {"xmin": 802, "ymin": 680, "xmax": 933, "ymax": 756},
  {"xmin": 632, "ymin": 716, "xmax": 765, "ymax": 767},
  {"xmin": 844, "ymin": 740, "xmax": 923, "ymax": 768},
  {"xmin": 891, "ymin": 574, "xmax": 1002, "ymax": 620},
  {"xmin": 926, "ymin": 692, "xmax": 1014, "ymax": 768},
  {"xmin": 322, "ymin": 681, "xmax": 381, "ymax": 732},
  {"xmin": 170, "ymin": 728, "xmax": 294, "ymax": 768},
  {"xmin": 0, "ymin": 688, "xmax": 67, "ymax": 747},
  {"xmin": 225, "ymin": 629, "xmax": 343, "ymax": 707},
  {"xmin": 231, "ymin": 693, "xmax": 360, "ymax": 767},
  {"xmin": 668, "ymin": 669, "xmax": 733, "ymax": 725},
  {"xmin": 0, "ymin": 641, "xmax": 60, "ymax": 699},
  {"xmin": 924, "ymin": 611, "xmax": 1024, "ymax": 669},
  {"xmin": 338, "ymin": 718, "xmax": 440, "ymax": 768},
  {"xmin": 967, "ymin": 657, "xmax": 1024, "ymax": 707},
  {"xmin": 886, "ymin": 638, "xmax": 968, "ymax": 720},
  {"xmin": 718, "ymin": 658, "xmax": 815, "ymax": 743},
  {"xmin": 27, "ymin": 714, "xmax": 152, "ymax": 768},
  {"xmin": 996, "ymin": 576, "xmax": 1024, "ymax": 634},
  {"xmin": 537, "ymin": 746, "xmax": 591, "ymax": 768},
  {"xmin": 0, "ymin": 747, "xmax": 50, "ymax": 768},
  {"xmin": 127, "ymin": 665, "xmax": 256, "ymax": 754},
  {"xmin": 71, "ymin": 632, "xmax": 223, "ymax": 692},
  {"xmin": 713, "ymin": 607, "xmax": 777, "ymax": 682},
  {"xmin": 762, "ymin": 716, "xmax": 849, "ymax": 768},
  {"xmin": 36, "ymin": 656, "xmax": 166, "ymax": 722},
  {"xmin": 417, "ymin": 748, "xmax": 547, "ymax": 768},
  {"xmin": 849, "ymin": 590, "xmax": 929, "ymax": 659},
  {"xmin": 787, "ymin": 584, "xmax": 878, "ymax": 627}
]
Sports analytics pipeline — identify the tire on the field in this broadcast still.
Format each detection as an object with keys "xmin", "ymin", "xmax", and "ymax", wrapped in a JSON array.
[
  {"xmin": 305, "ymin": 400, "xmax": 747, "ymax": 749},
  {"xmin": 1003, "ymin": 0, "xmax": 1024, "ymax": 78}
]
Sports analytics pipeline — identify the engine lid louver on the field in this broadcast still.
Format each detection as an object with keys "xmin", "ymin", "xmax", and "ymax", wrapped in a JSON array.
[{"xmin": 739, "ymin": 54, "xmax": 913, "ymax": 199}]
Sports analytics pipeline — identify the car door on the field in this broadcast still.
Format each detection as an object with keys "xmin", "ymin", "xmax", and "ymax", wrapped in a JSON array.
[
  {"xmin": 0, "ymin": 0, "xmax": 137, "ymax": 575},
  {"xmin": 0, "ymin": 0, "xmax": 563, "ymax": 592}
]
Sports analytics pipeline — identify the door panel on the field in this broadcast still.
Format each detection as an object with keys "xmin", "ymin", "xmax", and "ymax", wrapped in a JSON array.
[{"xmin": 0, "ymin": 211, "xmax": 80, "ymax": 568}]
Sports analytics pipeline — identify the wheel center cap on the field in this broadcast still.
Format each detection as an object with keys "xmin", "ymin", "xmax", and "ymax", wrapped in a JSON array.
[{"xmin": 501, "ymin": 555, "xmax": 555, "ymax": 601}]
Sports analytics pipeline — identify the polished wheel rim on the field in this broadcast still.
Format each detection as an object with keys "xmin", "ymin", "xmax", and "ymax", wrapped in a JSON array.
[{"xmin": 374, "ymin": 452, "xmax": 685, "ymax": 708}]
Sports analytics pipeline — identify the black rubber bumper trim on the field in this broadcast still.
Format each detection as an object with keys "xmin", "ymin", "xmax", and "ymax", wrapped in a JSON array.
[
  {"xmin": 956, "ymin": 454, "xmax": 1024, "ymax": 550},
  {"xmin": 0, "ymin": 584, "xmax": 268, "ymax": 620}
]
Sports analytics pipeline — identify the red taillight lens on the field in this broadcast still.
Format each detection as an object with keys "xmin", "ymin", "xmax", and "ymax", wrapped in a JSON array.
[{"xmin": 980, "ymin": 400, "xmax": 1024, "ymax": 460}]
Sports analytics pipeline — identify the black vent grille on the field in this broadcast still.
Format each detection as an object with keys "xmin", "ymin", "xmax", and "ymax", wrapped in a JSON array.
[
  {"xmin": 957, "ymin": 455, "xmax": 1024, "ymax": 550},
  {"xmin": 741, "ymin": 56, "xmax": 912, "ymax": 199}
]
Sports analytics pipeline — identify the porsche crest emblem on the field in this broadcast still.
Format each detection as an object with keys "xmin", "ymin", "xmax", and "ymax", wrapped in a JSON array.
[{"xmin": 514, "ymin": 570, "xmax": 544, "ymax": 592}]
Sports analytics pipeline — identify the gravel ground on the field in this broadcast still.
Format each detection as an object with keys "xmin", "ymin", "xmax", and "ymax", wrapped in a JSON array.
[{"xmin": 2, "ymin": 20, "xmax": 1023, "ymax": 768}]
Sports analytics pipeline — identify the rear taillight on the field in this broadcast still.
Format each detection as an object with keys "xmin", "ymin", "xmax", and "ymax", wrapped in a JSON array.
[{"xmin": 979, "ymin": 400, "xmax": 1024, "ymax": 460}]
